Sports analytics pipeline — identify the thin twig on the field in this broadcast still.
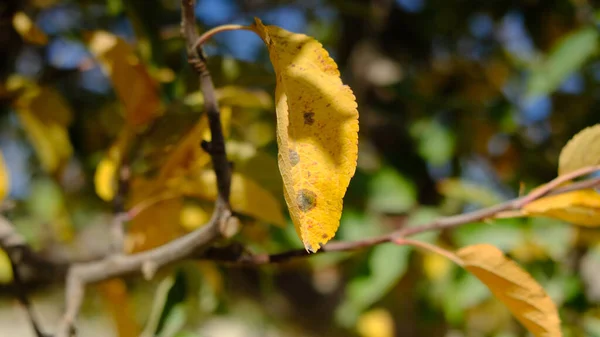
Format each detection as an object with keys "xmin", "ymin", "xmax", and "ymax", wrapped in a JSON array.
[{"xmin": 204, "ymin": 168, "xmax": 600, "ymax": 265}]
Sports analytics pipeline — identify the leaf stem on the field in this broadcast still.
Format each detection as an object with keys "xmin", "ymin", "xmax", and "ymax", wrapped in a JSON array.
[
  {"xmin": 194, "ymin": 24, "xmax": 250, "ymax": 51},
  {"xmin": 394, "ymin": 238, "xmax": 463, "ymax": 265}
]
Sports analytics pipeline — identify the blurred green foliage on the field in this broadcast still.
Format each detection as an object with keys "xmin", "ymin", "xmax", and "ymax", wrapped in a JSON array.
[{"xmin": 0, "ymin": 0, "xmax": 599, "ymax": 336}]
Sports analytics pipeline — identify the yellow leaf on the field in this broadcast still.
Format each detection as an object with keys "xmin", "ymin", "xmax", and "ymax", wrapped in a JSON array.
[
  {"xmin": 184, "ymin": 86, "xmax": 272, "ymax": 110},
  {"xmin": 423, "ymin": 251, "xmax": 452, "ymax": 281},
  {"xmin": 157, "ymin": 106, "xmax": 232, "ymax": 183},
  {"xmin": 98, "ymin": 279, "xmax": 140, "ymax": 337},
  {"xmin": 522, "ymin": 189, "xmax": 600, "ymax": 226},
  {"xmin": 94, "ymin": 130, "xmax": 131, "ymax": 201},
  {"xmin": 180, "ymin": 203, "xmax": 212, "ymax": 231},
  {"xmin": 558, "ymin": 124, "xmax": 600, "ymax": 175},
  {"xmin": 456, "ymin": 244, "xmax": 561, "ymax": 337},
  {"xmin": 356, "ymin": 308, "xmax": 395, "ymax": 337},
  {"xmin": 171, "ymin": 170, "xmax": 286, "ymax": 227},
  {"xmin": 14, "ymin": 86, "xmax": 73, "ymax": 173},
  {"xmin": 249, "ymin": 18, "xmax": 359, "ymax": 252},
  {"xmin": 12, "ymin": 12, "xmax": 48, "ymax": 45},
  {"xmin": 87, "ymin": 31, "xmax": 162, "ymax": 129},
  {"xmin": 0, "ymin": 249, "xmax": 13, "ymax": 284},
  {"xmin": 125, "ymin": 196, "xmax": 184, "ymax": 253},
  {"xmin": 0, "ymin": 151, "xmax": 9, "ymax": 201}
]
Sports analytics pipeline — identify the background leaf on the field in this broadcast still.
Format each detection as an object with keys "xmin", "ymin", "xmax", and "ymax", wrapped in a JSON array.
[
  {"xmin": 558, "ymin": 124, "xmax": 600, "ymax": 175},
  {"xmin": 456, "ymin": 244, "xmax": 561, "ymax": 337},
  {"xmin": 522, "ymin": 189, "xmax": 600, "ymax": 226}
]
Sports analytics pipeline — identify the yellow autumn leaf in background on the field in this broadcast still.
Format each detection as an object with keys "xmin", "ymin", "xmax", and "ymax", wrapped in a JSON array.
[
  {"xmin": 87, "ymin": 31, "xmax": 163, "ymax": 129},
  {"xmin": 13, "ymin": 86, "xmax": 73, "ymax": 173},
  {"xmin": 457, "ymin": 244, "xmax": 561, "ymax": 337},
  {"xmin": 184, "ymin": 86, "xmax": 272, "ymax": 110},
  {"xmin": 98, "ymin": 278, "xmax": 140, "ymax": 337},
  {"xmin": 0, "ymin": 151, "xmax": 9, "ymax": 201},
  {"xmin": 248, "ymin": 18, "xmax": 359, "ymax": 252},
  {"xmin": 558, "ymin": 124, "xmax": 600, "ymax": 175},
  {"xmin": 522, "ymin": 189, "xmax": 600, "ymax": 226},
  {"xmin": 171, "ymin": 170, "xmax": 286, "ymax": 227},
  {"xmin": 12, "ymin": 12, "xmax": 48, "ymax": 45},
  {"xmin": 94, "ymin": 130, "xmax": 131, "ymax": 201},
  {"xmin": 126, "ymin": 196, "xmax": 184, "ymax": 253}
]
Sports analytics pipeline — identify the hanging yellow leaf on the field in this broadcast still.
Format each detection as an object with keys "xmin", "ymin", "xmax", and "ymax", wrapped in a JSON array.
[
  {"xmin": 87, "ymin": 31, "xmax": 163, "ymax": 129},
  {"xmin": 558, "ymin": 124, "xmax": 600, "ymax": 175},
  {"xmin": 170, "ymin": 170, "xmax": 286, "ymax": 227},
  {"xmin": 0, "ymin": 151, "xmax": 9, "ymax": 201},
  {"xmin": 248, "ymin": 18, "xmax": 359, "ymax": 252},
  {"xmin": 94, "ymin": 130, "xmax": 131, "ymax": 201},
  {"xmin": 522, "ymin": 189, "xmax": 600, "ymax": 226},
  {"xmin": 456, "ymin": 244, "xmax": 561, "ymax": 337},
  {"xmin": 13, "ymin": 86, "xmax": 73, "ymax": 173},
  {"xmin": 12, "ymin": 12, "xmax": 48, "ymax": 45},
  {"xmin": 98, "ymin": 278, "xmax": 141, "ymax": 337}
]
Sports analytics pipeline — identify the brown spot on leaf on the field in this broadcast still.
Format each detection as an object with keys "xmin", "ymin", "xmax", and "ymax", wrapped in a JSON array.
[
  {"xmin": 297, "ymin": 189, "xmax": 317, "ymax": 212},
  {"xmin": 303, "ymin": 112, "xmax": 315, "ymax": 125},
  {"xmin": 289, "ymin": 150, "xmax": 300, "ymax": 166},
  {"xmin": 321, "ymin": 233, "xmax": 328, "ymax": 239}
]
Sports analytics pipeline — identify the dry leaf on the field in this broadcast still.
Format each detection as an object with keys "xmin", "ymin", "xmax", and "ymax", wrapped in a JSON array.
[
  {"xmin": 171, "ymin": 170, "xmax": 286, "ymax": 227},
  {"xmin": 249, "ymin": 18, "xmax": 359, "ymax": 252},
  {"xmin": 87, "ymin": 31, "xmax": 162, "ymax": 129},
  {"xmin": 0, "ymin": 151, "xmax": 9, "ymax": 201},
  {"xmin": 558, "ymin": 124, "xmax": 600, "ymax": 175},
  {"xmin": 14, "ymin": 86, "xmax": 73, "ymax": 173},
  {"xmin": 98, "ymin": 279, "xmax": 141, "ymax": 337},
  {"xmin": 523, "ymin": 189, "xmax": 600, "ymax": 226},
  {"xmin": 457, "ymin": 244, "xmax": 561, "ymax": 337},
  {"xmin": 12, "ymin": 12, "xmax": 48, "ymax": 45}
]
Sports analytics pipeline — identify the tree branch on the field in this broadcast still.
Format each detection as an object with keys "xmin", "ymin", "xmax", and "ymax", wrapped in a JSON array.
[
  {"xmin": 53, "ymin": 1, "xmax": 234, "ymax": 335},
  {"xmin": 201, "ymin": 166, "xmax": 600, "ymax": 265}
]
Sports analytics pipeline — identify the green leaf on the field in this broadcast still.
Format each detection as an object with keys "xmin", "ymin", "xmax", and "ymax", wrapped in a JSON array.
[
  {"xmin": 368, "ymin": 167, "xmax": 416, "ymax": 214},
  {"xmin": 336, "ymin": 244, "xmax": 411, "ymax": 326},
  {"xmin": 527, "ymin": 27, "xmax": 598, "ymax": 97},
  {"xmin": 410, "ymin": 119, "xmax": 455, "ymax": 165}
]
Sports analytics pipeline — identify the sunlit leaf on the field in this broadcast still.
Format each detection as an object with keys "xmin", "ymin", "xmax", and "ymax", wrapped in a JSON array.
[
  {"xmin": 248, "ymin": 18, "xmax": 359, "ymax": 252},
  {"xmin": 98, "ymin": 278, "xmax": 141, "ymax": 337},
  {"xmin": 523, "ymin": 189, "xmax": 600, "ymax": 226},
  {"xmin": 0, "ymin": 249, "xmax": 13, "ymax": 284},
  {"xmin": 179, "ymin": 203, "xmax": 212, "ymax": 231},
  {"xmin": 0, "ymin": 151, "xmax": 9, "ymax": 201},
  {"xmin": 558, "ymin": 124, "xmax": 600, "ymax": 175},
  {"xmin": 94, "ymin": 130, "xmax": 131, "ymax": 201},
  {"xmin": 87, "ymin": 31, "xmax": 163, "ymax": 129},
  {"xmin": 171, "ymin": 170, "xmax": 286, "ymax": 227},
  {"xmin": 14, "ymin": 86, "xmax": 73, "ymax": 173},
  {"xmin": 356, "ymin": 308, "xmax": 395, "ymax": 337},
  {"xmin": 184, "ymin": 86, "xmax": 272, "ymax": 110},
  {"xmin": 12, "ymin": 12, "xmax": 48, "ymax": 45},
  {"xmin": 456, "ymin": 244, "xmax": 562, "ymax": 337},
  {"xmin": 527, "ymin": 27, "xmax": 598, "ymax": 97}
]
